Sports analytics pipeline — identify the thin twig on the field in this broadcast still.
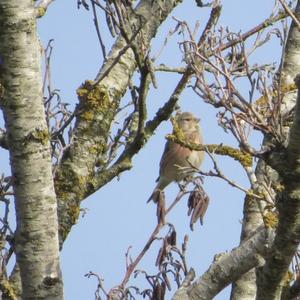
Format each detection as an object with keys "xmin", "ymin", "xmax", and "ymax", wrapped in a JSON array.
[
  {"xmin": 201, "ymin": 151, "xmax": 264, "ymax": 200},
  {"xmin": 42, "ymin": 39, "xmax": 54, "ymax": 95},
  {"xmin": 216, "ymin": 9, "xmax": 288, "ymax": 52},
  {"xmin": 94, "ymin": 24, "xmax": 143, "ymax": 85},
  {"xmin": 91, "ymin": 0, "xmax": 107, "ymax": 61},
  {"xmin": 278, "ymin": 0, "xmax": 300, "ymax": 30},
  {"xmin": 120, "ymin": 190, "xmax": 188, "ymax": 288}
]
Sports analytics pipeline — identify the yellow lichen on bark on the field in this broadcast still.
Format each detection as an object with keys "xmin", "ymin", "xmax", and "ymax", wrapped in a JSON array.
[
  {"xmin": 167, "ymin": 132, "xmax": 253, "ymax": 168},
  {"xmin": 263, "ymin": 211, "xmax": 279, "ymax": 229},
  {"xmin": 77, "ymin": 80, "xmax": 115, "ymax": 113},
  {"xmin": 29, "ymin": 128, "xmax": 50, "ymax": 145}
]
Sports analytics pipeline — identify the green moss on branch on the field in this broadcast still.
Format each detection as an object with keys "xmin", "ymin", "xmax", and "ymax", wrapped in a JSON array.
[{"xmin": 166, "ymin": 134, "xmax": 253, "ymax": 168}]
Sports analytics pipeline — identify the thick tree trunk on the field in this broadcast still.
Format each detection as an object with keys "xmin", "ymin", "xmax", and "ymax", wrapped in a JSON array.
[{"xmin": 0, "ymin": 1, "xmax": 63, "ymax": 299}]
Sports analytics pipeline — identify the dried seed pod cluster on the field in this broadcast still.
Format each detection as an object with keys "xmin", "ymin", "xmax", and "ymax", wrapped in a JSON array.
[{"xmin": 187, "ymin": 185, "xmax": 210, "ymax": 229}]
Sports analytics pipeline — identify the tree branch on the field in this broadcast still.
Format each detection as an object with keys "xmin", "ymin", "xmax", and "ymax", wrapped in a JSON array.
[
  {"xmin": 91, "ymin": 66, "xmax": 193, "ymax": 192},
  {"xmin": 256, "ymin": 74, "xmax": 300, "ymax": 300},
  {"xmin": 166, "ymin": 134, "xmax": 253, "ymax": 169},
  {"xmin": 54, "ymin": 0, "xmax": 184, "ymax": 244},
  {"xmin": 278, "ymin": 0, "xmax": 300, "ymax": 31},
  {"xmin": 172, "ymin": 226, "xmax": 275, "ymax": 300},
  {"xmin": 231, "ymin": 2, "xmax": 300, "ymax": 298}
]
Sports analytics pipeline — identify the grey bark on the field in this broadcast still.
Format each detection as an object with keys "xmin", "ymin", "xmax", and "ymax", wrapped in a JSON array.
[
  {"xmin": 0, "ymin": 1, "xmax": 63, "ymax": 299},
  {"xmin": 231, "ymin": 1, "xmax": 300, "ymax": 299},
  {"xmin": 1, "ymin": 0, "xmax": 186, "ymax": 297},
  {"xmin": 54, "ymin": 0, "xmax": 184, "ymax": 244},
  {"xmin": 256, "ymin": 76, "xmax": 300, "ymax": 299},
  {"xmin": 172, "ymin": 227, "xmax": 274, "ymax": 300},
  {"xmin": 230, "ymin": 160, "xmax": 271, "ymax": 300},
  {"xmin": 171, "ymin": 1, "xmax": 300, "ymax": 299}
]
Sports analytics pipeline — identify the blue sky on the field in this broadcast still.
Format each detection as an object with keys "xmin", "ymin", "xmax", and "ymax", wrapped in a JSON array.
[{"xmin": 0, "ymin": 0, "xmax": 284, "ymax": 299}]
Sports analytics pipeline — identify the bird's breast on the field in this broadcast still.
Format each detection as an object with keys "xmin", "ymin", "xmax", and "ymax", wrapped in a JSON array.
[{"xmin": 188, "ymin": 150, "xmax": 204, "ymax": 168}]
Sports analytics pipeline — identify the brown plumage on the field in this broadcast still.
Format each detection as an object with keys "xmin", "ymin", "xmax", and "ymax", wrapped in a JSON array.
[{"xmin": 148, "ymin": 112, "xmax": 204, "ymax": 202}]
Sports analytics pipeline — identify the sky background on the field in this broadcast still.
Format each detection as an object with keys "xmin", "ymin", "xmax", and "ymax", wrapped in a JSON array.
[{"xmin": 0, "ymin": 0, "xmax": 285, "ymax": 299}]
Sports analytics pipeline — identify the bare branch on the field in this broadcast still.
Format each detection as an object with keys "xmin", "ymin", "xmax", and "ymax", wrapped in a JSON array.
[
  {"xmin": 154, "ymin": 65, "xmax": 186, "ymax": 74},
  {"xmin": 166, "ymin": 133, "xmax": 253, "ymax": 168},
  {"xmin": 278, "ymin": 0, "xmax": 300, "ymax": 30},
  {"xmin": 91, "ymin": 0, "xmax": 107, "ymax": 61},
  {"xmin": 256, "ymin": 75, "xmax": 300, "ymax": 300},
  {"xmin": 91, "ymin": 66, "xmax": 194, "ymax": 192},
  {"xmin": 54, "ymin": 0, "xmax": 186, "ymax": 245},
  {"xmin": 172, "ymin": 226, "xmax": 275, "ymax": 300},
  {"xmin": 217, "ymin": 9, "xmax": 288, "ymax": 53},
  {"xmin": 199, "ymin": 151, "xmax": 263, "ymax": 200}
]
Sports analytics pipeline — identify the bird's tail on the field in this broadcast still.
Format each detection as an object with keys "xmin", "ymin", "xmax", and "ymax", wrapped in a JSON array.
[
  {"xmin": 147, "ymin": 177, "xmax": 169, "ymax": 203},
  {"xmin": 147, "ymin": 189, "xmax": 161, "ymax": 203}
]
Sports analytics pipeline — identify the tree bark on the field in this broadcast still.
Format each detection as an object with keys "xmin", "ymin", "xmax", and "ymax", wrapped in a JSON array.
[
  {"xmin": 256, "ymin": 75, "xmax": 300, "ymax": 300},
  {"xmin": 0, "ymin": 1, "xmax": 63, "ymax": 299},
  {"xmin": 172, "ymin": 227, "xmax": 275, "ymax": 300},
  {"xmin": 230, "ymin": 161, "xmax": 275, "ymax": 299},
  {"xmin": 230, "ymin": 2, "xmax": 300, "ymax": 299},
  {"xmin": 54, "ymin": 0, "xmax": 184, "ymax": 244}
]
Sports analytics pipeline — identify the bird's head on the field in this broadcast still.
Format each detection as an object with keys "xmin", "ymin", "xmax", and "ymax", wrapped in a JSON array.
[{"xmin": 175, "ymin": 112, "xmax": 200, "ymax": 132}]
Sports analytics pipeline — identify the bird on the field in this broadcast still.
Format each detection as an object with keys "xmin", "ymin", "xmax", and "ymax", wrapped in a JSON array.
[{"xmin": 147, "ymin": 112, "xmax": 204, "ymax": 203}]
